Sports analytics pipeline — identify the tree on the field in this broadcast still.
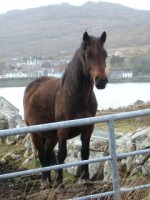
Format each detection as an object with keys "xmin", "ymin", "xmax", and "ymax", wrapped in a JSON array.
[
  {"xmin": 110, "ymin": 55, "xmax": 124, "ymax": 68},
  {"xmin": 131, "ymin": 55, "xmax": 150, "ymax": 76}
]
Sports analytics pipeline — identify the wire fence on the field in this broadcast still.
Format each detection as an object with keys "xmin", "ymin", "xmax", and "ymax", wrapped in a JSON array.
[{"xmin": 0, "ymin": 109, "xmax": 150, "ymax": 200}]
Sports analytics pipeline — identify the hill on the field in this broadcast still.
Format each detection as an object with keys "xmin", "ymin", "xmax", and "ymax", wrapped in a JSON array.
[{"xmin": 0, "ymin": 1, "xmax": 150, "ymax": 59}]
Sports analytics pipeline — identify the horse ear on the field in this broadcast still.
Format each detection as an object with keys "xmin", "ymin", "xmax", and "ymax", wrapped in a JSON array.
[
  {"xmin": 100, "ymin": 31, "xmax": 106, "ymax": 45},
  {"xmin": 83, "ymin": 31, "xmax": 90, "ymax": 42}
]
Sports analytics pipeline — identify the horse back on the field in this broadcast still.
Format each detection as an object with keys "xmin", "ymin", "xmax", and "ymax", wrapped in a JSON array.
[{"xmin": 24, "ymin": 76, "xmax": 60, "ymax": 126}]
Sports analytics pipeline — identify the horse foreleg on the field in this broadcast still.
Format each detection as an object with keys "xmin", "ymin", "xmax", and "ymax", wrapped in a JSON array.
[
  {"xmin": 55, "ymin": 129, "xmax": 68, "ymax": 187},
  {"xmin": 80, "ymin": 138, "xmax": 90, "ymax": 180},
  {"xmin": 80, "ymin": 125, "xmax": 94, "ymax": 183}
]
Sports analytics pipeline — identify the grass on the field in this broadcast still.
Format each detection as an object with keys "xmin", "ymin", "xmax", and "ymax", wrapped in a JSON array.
[
  {"xmin": 18, "ymin": 173, "xmax": 150, "ymax": 200},
  {"xmin": 95, "ymin": 115, "xmax": 150, "ymax": 133},
  {"xmin": 120, "ymin": 173, "xmax": 150, "ymax": 200}
]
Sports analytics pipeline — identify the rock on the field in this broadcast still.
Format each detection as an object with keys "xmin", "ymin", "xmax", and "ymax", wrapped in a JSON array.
[
  {"xmin": 126, "ymin": 156, "xmax": 134, "ymax": 173},
  {"xmin": 134, "ymin": 100, "xmax": 145, "ymax": 105},
  {"xmin": 103, "ymin": 161, "xmax": 112, "ymax": 181},
  {"xmin": 7, "ymin": 114, "xmax": 18, "ymax": 129},
  {"xmin": 116, "ymin": 133, "xmax": 134, "ymax": 152},
  {"xmin": 66, "ymin": 127, "xmax": 150, "ymax": 180},
  {"xmin": 120, "ymin": 159, "xmax": 126, "ymax": 168},
  {"xmin": 0, "ymin": 112, "xmax": 25, "ymax": 145},
  {"xmin": 72, "ymin": 140, "xmax": 82, "ymax": 151},
  {"xmin": 5, "ymin": 136, "xmax": 17, "ymax": 145},
  {"xmin": 66, "ymin": 151, "xmax": 104, "ymax": 180},
  {"xmin": 22, "ymin": 154, "xmax": 36, "ymax": 167},
  {"xmin": 66, "ymin": 157, "xmax": 80, "ymax": 176},
  {"xmin": 88, "ymin": 151, "xmax": 104, "ymax": 180},
  {"xmin": 15, "ymin": 133, "xmax": 27, "ymax": 140},
  {"xmin": 65, "ymin": 136, "xmax": 106, "ymax": 180},
  {"xmin": 131, "ymin": 127, "xmax": 150, "ymax": 150},
  {"xmin": 24, "ymin": 134, "xmax": 36, "ymax": 152},
  {"xmin": 142, "ymin": 158, "xmax": 150, "ymax": 175},
  {"xmin": 11, "ymin": 153, "xmax": 22, "ymax": 160},
  {"xmin": 1, "ymin": 153, "xmax": 12, "ymax": 163},
  {"xmin": 0, "ymin": 113, "xmax": 9, "ymax": 142},
  {"xmin": 24, "ymin": 148, "xmax": 33, "ymax": 158},
  {"xmin": 132, "ymin": 153, "xmax": 150, "ymax": 167},
  {"xmin": 116, "ymin": 133, "xmax": 135, "ymax": 174},
  {"xmin": 24, "ymin": 140, "xmax": 32, "ymax": 149},
  {"xmin": 1, "ymin": 152, "xmax": 21, "ymax": 163},
  {"xmin": 131, "ymin": 165, "xmax": 142, "ymax": 175},
  {"xmin": 90, "ymin": 138, "xmax": 109, "ymax": 153},
  {"xmin": 0, "ymin": 113, "xmax": 9, "ymax": 130}
]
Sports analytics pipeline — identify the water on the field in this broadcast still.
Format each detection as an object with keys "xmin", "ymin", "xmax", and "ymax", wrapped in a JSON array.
[
  {"xmin": 0, "ymin": 87, "xmax": 25, "ymax": 116},
  {"xmin": 0, "ymin": 83, "xmax": 150, "ymax": 117},
  {"xmin": 94, "ymin": 82, "xmax": 150, "ymax": 110}
]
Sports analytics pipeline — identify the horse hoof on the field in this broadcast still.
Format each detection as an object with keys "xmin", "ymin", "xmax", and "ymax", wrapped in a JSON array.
[
  {"xmin": 85, "ymin": 180, "xmax": 94, "ymax": 188},
  {"xmin": 55, "ymin": 186, "xmax": 66, "ymax": 193},
  {"xmin": 53, "ymin": 180, "xmax": 64, "ymax": 189},
  {"xmin": 41, "ymin": 180, "xmax": 52, "ymax": 190},
  {"xmin": 78, "ymin": 179, "xmax": 93, "ymax": 187}
]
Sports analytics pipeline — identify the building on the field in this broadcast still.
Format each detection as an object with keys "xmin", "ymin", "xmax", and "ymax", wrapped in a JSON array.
[
  {"xmin": 0, "ymin": 96, "xmax": 19, "ymax": 115},
  {"xmin": 122, "ymin": 70, "xmax": 133, "ymax": 78},
  {"xmin": 109, "ymin": 70, "xmax": 133, "ymax": 78}
]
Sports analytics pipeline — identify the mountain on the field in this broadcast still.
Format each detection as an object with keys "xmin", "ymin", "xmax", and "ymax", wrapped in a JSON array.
[{"xmin": 0, "ymin": 1, "xmax": 150, "ymax": 59}]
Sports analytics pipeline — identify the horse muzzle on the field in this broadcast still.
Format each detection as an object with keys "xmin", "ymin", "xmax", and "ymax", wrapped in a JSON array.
[{"xmin": 95, "ymin": 76, "xmax": 108, "ymax": 89}]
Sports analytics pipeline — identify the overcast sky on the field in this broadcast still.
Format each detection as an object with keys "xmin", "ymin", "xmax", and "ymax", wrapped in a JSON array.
[{"xmin": 0, "ymin": 0, "xmax": 150, "ymax": 14}]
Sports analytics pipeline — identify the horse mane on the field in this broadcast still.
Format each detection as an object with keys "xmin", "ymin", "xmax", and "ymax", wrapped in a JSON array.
[{"xmin": 61, "ymin": 49, "xmax": 84, "ymax": 91}]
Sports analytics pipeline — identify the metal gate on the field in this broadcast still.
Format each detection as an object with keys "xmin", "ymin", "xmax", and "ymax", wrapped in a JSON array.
[{"xmin": 0, "ymin": 109, "xmax": 150, "ymax": 199}]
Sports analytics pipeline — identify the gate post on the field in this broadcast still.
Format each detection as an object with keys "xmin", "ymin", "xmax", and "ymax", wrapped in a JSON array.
[{"xmin": 107, "ymin": 119, "xmax": 121, "ymax": 200}]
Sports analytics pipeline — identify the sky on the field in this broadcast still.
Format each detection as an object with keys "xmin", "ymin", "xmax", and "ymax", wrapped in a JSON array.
[{"xmin": 0, "ymin": 0, "xmax": 150, "ymax": 14}]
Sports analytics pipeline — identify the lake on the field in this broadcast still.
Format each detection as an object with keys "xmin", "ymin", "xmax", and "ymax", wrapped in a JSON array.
[{"xmin": 0, "ymin": 82, "xmax": 150, "ymax": 117}]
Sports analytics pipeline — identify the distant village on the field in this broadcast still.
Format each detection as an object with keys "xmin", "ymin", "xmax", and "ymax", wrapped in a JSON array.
[
  {"xmin": 0, "ymin": 54, "xmax": 134, "ymax": 80},
  {"xmin": 0, "ymin": 57, "xmax": 70, "ymax": 79}
]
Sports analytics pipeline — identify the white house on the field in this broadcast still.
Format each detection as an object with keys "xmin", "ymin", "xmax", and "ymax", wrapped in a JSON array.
[
  {"xmin": 122, "ymin": 71, "xmax": 133, "ymax": 78},
  {"xmin": 4, "ymin": 72, "xmax": 27, "ymax": 78},
  {"xmin": 109, "ymin": 70, "xmax": 133, "ymax": 78}
]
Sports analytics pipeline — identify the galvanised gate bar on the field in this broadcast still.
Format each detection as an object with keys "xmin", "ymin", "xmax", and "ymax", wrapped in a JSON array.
[{"xmin": 0, "ymin": 109, "xmax": 150, "ymax": 200}]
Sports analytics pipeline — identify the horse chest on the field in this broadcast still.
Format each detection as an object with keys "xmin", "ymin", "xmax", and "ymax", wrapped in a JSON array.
[{"xmin": 55, "ymin": 96, "xmax": 96, "ymax": 121}]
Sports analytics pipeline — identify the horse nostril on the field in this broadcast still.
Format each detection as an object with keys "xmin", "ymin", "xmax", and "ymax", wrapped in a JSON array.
[
  {"xmin": 95, "ymin": 76, "xmax": 100, "ymax": 83},
  {"xmin": 105, "ymin": 77, "xmax": 108, "ymax": 84}
]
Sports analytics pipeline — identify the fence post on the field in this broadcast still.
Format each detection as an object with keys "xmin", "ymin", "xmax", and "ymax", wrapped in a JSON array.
[{"xmin": 107, "ymin": 119, "xmax": 121, "ymax": 200}]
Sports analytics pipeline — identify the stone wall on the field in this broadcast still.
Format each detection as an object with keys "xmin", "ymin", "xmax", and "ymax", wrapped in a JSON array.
[{"xmin": 0, "ymin": 111, "xmax": 149, "ymax": 182}]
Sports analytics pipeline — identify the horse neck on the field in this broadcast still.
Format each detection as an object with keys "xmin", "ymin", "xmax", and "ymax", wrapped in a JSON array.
[{"xmin": 61, "ymin": 49, "xmax": 94, "ymax": 100}]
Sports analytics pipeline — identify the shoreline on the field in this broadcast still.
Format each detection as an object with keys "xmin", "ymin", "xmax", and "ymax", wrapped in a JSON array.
[{"xmin": 0, "ymin": 77, "xmax": 150, "ymax": 87}]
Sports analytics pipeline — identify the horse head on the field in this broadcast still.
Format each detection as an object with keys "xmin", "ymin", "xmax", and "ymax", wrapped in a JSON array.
[{"xmin": 82, "ymin": 31, "xmax": 108, "ymax": 89}]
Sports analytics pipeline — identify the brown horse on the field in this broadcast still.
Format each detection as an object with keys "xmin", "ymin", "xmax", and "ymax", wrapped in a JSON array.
[{"xmin": 23, "ymin": 31, "xmax": 108, "ymax": 189}]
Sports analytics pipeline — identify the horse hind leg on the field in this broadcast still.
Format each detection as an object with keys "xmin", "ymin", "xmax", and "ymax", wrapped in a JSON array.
[
  {"xmin": 31, "ymin": 134, "xmax": 52, "ymax": 189},
  {"xmin": 44, "ymin": 138, "xmax": 58, "ymax": 165},
  {"xmin": 54, "ymin": 128, "xmax": 68, "ymax": 188},
  {"xmin": 44, "ymin": 138, "xmax": 58, "ymax": 186}
]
